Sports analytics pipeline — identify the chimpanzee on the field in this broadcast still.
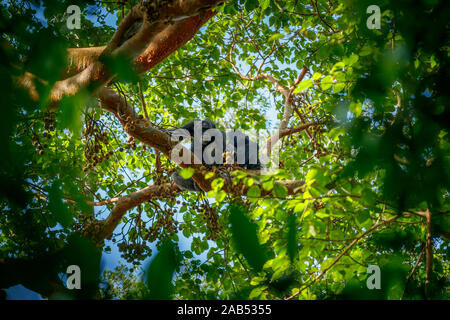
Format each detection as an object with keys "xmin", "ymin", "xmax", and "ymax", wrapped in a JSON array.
[{"xmin": 169, "ymin": 120, "xmax": 261, "ymax": 191}]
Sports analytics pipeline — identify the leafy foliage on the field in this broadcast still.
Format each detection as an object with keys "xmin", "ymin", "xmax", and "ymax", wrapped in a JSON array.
[{"xmin": 0, "ymin": 0, "xmax": 448, "ymax": 300}]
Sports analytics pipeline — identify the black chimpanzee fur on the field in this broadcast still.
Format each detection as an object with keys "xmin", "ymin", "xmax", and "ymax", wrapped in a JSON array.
[{"xmin": 169, "ymin": 120, "xmax": 261, "ymax": 191}]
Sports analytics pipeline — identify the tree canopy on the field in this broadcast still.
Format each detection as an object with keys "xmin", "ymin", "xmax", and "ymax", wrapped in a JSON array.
[{"xmin": 0, "ymin": 0, "xmax": 448, "ymax": 300}]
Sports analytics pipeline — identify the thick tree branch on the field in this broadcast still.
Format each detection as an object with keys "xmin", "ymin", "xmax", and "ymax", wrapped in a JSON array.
[
  {"xmin": 97, "ymin": 182, "xmax": 178, "ymax": 241},
  {"xmin": 20, "ymin": 2, "xmax": 221, "ymax": 104},
  {"xmin": 278, "ymin": 122, "xmax": 321, "ymax": 139},
  {"xmin": 64, "ymin": 9, "xmax": 215, "ymax": 77}
]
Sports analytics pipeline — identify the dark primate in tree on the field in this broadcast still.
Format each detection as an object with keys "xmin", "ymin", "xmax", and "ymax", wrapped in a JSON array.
[{"xmin": 170, "ymin": 120, "xmax": 261, "ymax": 191}]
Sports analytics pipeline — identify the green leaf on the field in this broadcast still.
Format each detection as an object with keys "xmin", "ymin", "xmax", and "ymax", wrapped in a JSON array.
[
  {"xmin": 245, "ymin": 0, "xmax": 258, "ymax": 12},
  {"xmin": 182, "ymin": 227, "xmax": 191, "ymax": 238},
  {"xmin": 229, "ymin": 205, "xmax": 267, "ymax": 272},
  {"xmin": 294, "ymin": 79, "xmax": 313, "ymax": 93},
  {"xmin": 287, "ymin": 214, "xmax": 298, "ymax": 261},
  {"xmin": 361, "ymin": 188, "xmax": 377, "ymax": 207},
  {"xmin": 204, "ymin": 172, "xmax": 214, "ymax": 179},
  {"xmin": 233, "ymin": 170, "xmax": 248, "ymax": 179},
  {"xmin": 247, "ymin": 185, "xmax": 261, "ymax": 198},
  {"xmin": 262, "ymin": 180, "xmax": 274, "ymax": 191},
  {"xmin": 333, "ymin": 82, "xmax": 346, "ymax": 93},
  {"xmin": 306, "ymin": 168, "xmax": 322, "ymax": 183},
  {"xmin": 321, "ymin": 75, "xmax": 333, "ymax": 90},
  {"xmin": 273, "ymin": 183, "xmax": 288, "ymax": 198},
  {"xmin": 360, "ymin": 45, "xmax": 372, "ymax": 56},
  {"xmin": 268, "ymin": 33, "xmax": 284, "ymax": 42},
  {"xmin": 260, "ymin": 0, "xmax": 270, "ymax": 10},
  {"xmin": 249, "ymin": 286, "xmax": 266, "ymax": 299},
  {"xmin": 48, "ymin": 181, "xmax": 72, "ymax": 228},
  {"xmin": 355, "ymin": 210, "xmax": 371, "ymax": 228},
  {"xmin": 331, "ymin": 61, "xmax": 345, "ymax": 72},
  {"xmin": 179, "ymin": 168, "xmax": 195, "ymax": 179},
  {"xmin": 215, "ymin": 190, "xmax": 226, "ymax": 202},
  {"xmin": 294, "ymin": 202, "xmax": 305, "ymax": 213},
  {"xmin": 101, "ymin": 55, "xmax": 138, "ymax": 83},
  {"xmin": 308, "ymin": 224, "xmax": 316, "ymax": 237},
  {"xmin": 57, "ymin": 92, "xmax": 89, "ymax": 137},
  {"xmin": 312, "ymin": 72, "xmax": 322, "ymax": 80},
  {"xmin": 211, "ymin": 178, "xmax": 224, "ymax": 191},
  {"xmin": 244, "ymin": 177, "xmax": 254, "ymax": 187},
  {"xmin": 349, "ymin": 101, "xmax": 362, "ymax": 117},
  {"xmin": 145, "ymin": 241, "xmax": 180, "ymax": 299},
  {"xmin": 346, "ymin": 54, "xmax": 359, "ymax": 66}
]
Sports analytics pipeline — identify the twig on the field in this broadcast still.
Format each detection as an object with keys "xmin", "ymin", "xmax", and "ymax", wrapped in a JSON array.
[
  {"xmin": 285, "ymin": 214, "xmax": 400, "ymax": 299},
  {"xmin": 401, "ymin": 249, "xmax": 424, "ymax": 299},
  {"xmin": 311, "ymin": 0, "xmax": 336, "ymax": 33},
  {"xmin": 137, "ymin": 81, "xmax": 149, "ymax": 120}
]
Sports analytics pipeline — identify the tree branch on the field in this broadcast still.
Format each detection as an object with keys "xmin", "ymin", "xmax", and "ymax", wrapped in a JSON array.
[
  {"xmin": 97, "ymin": 182, "xmax": 178, "ymax": 241},
  {"xmin": 19, "ymin": 2, "xmax": 220, "ymax": 104},
  {"xmin": 286, "ymin": 214, "xmax": 401, "ymax": 300}
]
